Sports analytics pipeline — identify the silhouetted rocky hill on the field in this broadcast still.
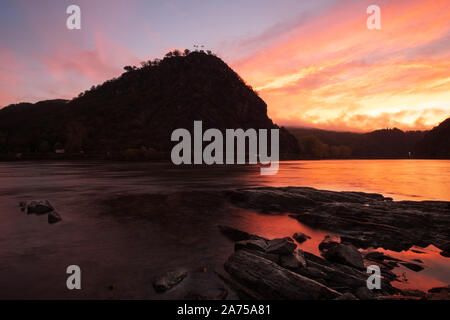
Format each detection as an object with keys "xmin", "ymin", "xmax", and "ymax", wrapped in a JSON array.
[
  {"xmin": 415, "ymin": 118, "xmax": 450, "ymax": 158},
  {"xmin": 0, "ymin": 51, "xmax": 299, "ymax": 160}
]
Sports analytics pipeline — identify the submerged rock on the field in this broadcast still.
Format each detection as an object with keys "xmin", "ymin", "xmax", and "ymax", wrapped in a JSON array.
[
  {"xmin": 48, "ymin": 211, "xmax": 62, "ymax": 224},
  {"xmin": 26, "ymin": 200, "xmax": 54, "ymax": 215},
  {"xmin": 153, "ymin": 270, "xmax": 188, "ymax": 293}
]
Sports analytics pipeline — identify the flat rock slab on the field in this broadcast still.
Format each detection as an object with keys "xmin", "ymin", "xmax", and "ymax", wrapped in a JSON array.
[{"xmin": 224, "ymin": 250, "xmax": 341, "ymax": 300}]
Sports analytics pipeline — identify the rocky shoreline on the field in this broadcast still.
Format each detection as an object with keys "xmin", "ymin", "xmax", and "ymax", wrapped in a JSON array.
[
  {"xmin": 20, "ymin": 187, "xmax": 449, "ymax": 299},
  {"xmin": 215, "ymin": 187, "xmax": 450, "ymax": 300}
]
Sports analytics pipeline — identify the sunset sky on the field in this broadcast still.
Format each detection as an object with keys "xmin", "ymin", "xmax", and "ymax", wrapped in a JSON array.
[{"xmin": 0, "ymin": 0, "xmax": 449, "ymax": 132}]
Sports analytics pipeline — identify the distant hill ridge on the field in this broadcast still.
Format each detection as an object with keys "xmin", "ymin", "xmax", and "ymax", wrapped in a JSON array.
[{"xmin": 288, "ymin": 120, "xmax": 449, "ymax": 159}]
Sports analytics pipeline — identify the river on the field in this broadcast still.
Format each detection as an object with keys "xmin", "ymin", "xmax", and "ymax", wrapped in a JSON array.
[{"xmin": 0, "ymin": 160, "xmax": 448, "ymax": 298}]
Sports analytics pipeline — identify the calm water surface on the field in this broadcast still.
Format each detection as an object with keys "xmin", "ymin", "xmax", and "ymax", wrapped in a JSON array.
[{"xmin": 0, "ymin": 160, "xmax": 448, "ymax": 298}]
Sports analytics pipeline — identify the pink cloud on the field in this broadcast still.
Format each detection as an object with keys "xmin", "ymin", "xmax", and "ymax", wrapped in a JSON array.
[
  {"xmin": 0, "ymin": 47, "xmax": 25, "ymax": 106},
  {"xmin": 44, "ymin": 32, "xmax": 141, "ymax": 82}
]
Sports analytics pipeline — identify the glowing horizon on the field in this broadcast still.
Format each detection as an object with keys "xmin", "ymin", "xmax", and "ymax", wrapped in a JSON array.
[{"xmin": 0, "ymin": 0, "xmax": 449, "ymax": 132}]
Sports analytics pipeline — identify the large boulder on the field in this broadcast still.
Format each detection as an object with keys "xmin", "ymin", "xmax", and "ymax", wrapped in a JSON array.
[{"xmin": 224, "ymin": 250, "xmax": 340, "ymax": 300}]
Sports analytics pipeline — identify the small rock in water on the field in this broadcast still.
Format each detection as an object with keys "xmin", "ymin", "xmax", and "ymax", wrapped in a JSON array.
[
  {"xmin": 48, "ymin": 211, "xmax": 62, "ymax": 224},
  {"xmin": 153, "ymin": 270, "xmax": 188, "ymax": 293},
  {"xmin": 292, "ymin": 232, "xmax": 311, "ymax": 244},
  {"xmin": 26, "ymin": 200, "xmax": 54, "ymax": 215}
]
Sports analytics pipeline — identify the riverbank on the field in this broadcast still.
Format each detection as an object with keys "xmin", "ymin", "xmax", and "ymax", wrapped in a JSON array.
[{"xmin": 105, "ymin": 186, "xmax": 450, "ymax": 300}]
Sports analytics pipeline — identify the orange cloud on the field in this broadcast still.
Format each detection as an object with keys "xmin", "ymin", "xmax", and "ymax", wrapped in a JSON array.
[{"xmin": 233, "ymin": 0, "xmax": 450, "ymax": 132}]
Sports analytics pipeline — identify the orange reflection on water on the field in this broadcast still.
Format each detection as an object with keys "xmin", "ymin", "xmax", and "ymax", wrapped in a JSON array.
[
  {"xmin": 258, "ymin": 160, "xmax": 450, "ymax": 201},
  {"xmin": 371, "ymin": 245, "xmax": 450, "ymax": 292},
  {"xmin": 233, "ymin": 210, "xmax": 329, "ymax": 256}
]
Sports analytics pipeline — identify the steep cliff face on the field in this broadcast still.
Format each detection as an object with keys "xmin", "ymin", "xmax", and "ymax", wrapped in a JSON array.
[{"xmin": 0, "ymin": 51, "xmax": 299, "ymax": 158}]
